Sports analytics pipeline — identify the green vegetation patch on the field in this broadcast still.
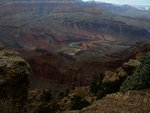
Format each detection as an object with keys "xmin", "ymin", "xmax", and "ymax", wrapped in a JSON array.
[{"xmin": 121, "ymin": 52, "xmax": 150, "ymax": 92}]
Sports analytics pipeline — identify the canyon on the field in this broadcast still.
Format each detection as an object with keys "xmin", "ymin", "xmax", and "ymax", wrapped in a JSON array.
[
  {"xmin": 0, "ymin": 0, "xmax": 150, "ymax": 91},
  {"xmin": 0, "ymin": 0, "xmax": 150, "ymax": 112}
]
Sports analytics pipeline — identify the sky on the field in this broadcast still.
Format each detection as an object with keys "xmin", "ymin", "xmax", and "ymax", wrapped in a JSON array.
[{"xmin": 82, "ymin": 0, "xmax": 150, "ymax": 6}]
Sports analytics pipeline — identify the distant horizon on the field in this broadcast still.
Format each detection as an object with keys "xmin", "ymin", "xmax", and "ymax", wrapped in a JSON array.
[{"xmin": 82, "ymin": 0, "xmax": 150, "ymax": 6}]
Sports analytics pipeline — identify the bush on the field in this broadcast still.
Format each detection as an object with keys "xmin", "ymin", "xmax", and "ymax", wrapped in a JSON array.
[
  {"xmin": 37, "ymin": 104, "xmax": 60, "ymax": 113},
  {"xmin": 71, "ymin": 95, "xmax": 90, "ymax": 110},
  {"xmin": 97, "ymin": 91, "xmax": 106, "ymax": 100},
  {"xmin": 121, "ymin": 52, "xmax": 150, "ymax": 92},
  {"xmin": 37, "ymin": 106, "xmax": 50, "ymax": 113},
  {"xmin": 58, "ymin": 89, "xmax": 70, "ymax": 99},
  {"xmin": 90, "ymin": 73, "xmax": 104, "ymax": 94},
  {"xmin": 43, "ymin": 89, "xmax": 53, "ymax": 102},
  {"xmin": 0, "ymin": 99, "xmax": 19, "ymax": 113},
  {"xmin": 58, "ymin": 92, "xmax": 65, "ymax": 99},
  {"xmin": 65, "ymin": 89, "xmax": 70, "ymax": 97},
  {"xmin": 50, "ymin": 104, "xmax": 60, "ymax": 113},
  {"xmin": 90, "ymin": 73, "xmax": 127, "ymax": 100},
  {"xmin": 103, "ymin": 76, "xmax": 126, "ymax": 94}
]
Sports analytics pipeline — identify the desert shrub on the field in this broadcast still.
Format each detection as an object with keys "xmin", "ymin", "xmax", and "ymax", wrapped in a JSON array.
[
  {"xmin": 123, "ymin": 66, "xmax": 135, "ymax": 75},
  {"xmin": 0, "ymin": 99, "xmax": 19, "ymax": 113},
  {"xmin": 103, "ymin": 76, "xmax": 126, "ymax": 94},
  {"xmin": 70, "ymin": 95, "xmax": 90, "ymax": 110},
  {"xmin": 121, "ymin": 52, "xmax": 150, "ymax": 92},
  {"xmin": 98, "ymin": 73, "xmax": 104, "ymax": 86},
  {"xmin": 89, "ymin": 73, "xmax": 127, "ymax": 100},
  {"xmin": 90, "ymin": 73, "xmax": 104, "ymax": 94},
  {"xmin": 75, "ymin": 87, "xmax": 87, "ymax": 98},
  {"xmin": 96, "ymin": 91, "xmax": 106, "ymax": 100},
  {"xmin": 58, "ymin": 92, "xmax": 65, "ymax": 99},
  {"xmin": 49, "ymin": 104, "xmax": 60, "ymax": 113},
  {"xmin": 37, "ymin": 106, "xmax": 50, "ymax": 113},
  {"xmin": 37, "ymin": 104, "xmax": 60, "ymax": 113},
  {"xmin": 65, "ymin": 89, "xmax": 70, "ymax": 97},
  {"xmin": 43, "ymin": 89, "xmax": 53, "ymax": 102},
  {"xmin": 90, "ymin": 79, "xmax": 99, "ymax": 94},
  {"xmin": 58, "ymin": 89, "xmax": 70, "ymax": 99}
]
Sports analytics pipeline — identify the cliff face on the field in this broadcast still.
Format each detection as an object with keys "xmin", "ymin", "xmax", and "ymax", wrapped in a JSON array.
[
  {"xmin": 26, "ymin": 53, "xmax": 91, "ymax": 87},
  {"xmin": 65, "ymin": 20, "xmax": 150, "ymax": 41},
  {"xmin": 25, "ymin": 52, "xmax": 123, "ymax": 87},
  {"xmin": 22, "ymin": 42, "xmax": 150, "ymax": 89},
  {"xmin": 0, "ymin": 42, "xmax": 31, "ymax": 111}
]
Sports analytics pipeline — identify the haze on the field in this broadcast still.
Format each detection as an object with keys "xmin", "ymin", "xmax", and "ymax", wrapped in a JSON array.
[{"xmin": 82, "ymin": 0, "xmax": 150, "ymax": 6}]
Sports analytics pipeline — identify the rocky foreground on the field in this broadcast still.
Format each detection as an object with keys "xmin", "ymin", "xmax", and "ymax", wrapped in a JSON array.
[
  {"xmin": 69, "ymin": 89, "xmax": 150, "ymax": 113},
  {"xmin": 0, "ymin": 41, "xmax": 150, "ymax": 113}
]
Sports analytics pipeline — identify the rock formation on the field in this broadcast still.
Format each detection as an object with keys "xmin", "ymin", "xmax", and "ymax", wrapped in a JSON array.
[{"xmin": 0, "ymin": 42, "xmax": 31, "ymax": 112}]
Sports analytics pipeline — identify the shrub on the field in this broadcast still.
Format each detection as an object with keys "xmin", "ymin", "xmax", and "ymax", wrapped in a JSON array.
[
  {"xmin": 43, "ymin": 89, "xmax": 53, "ymax": 102},
  {"xmin": 121, "ymin": 52, "xmax": 150, "ymax": 92},
  {"xmin": 65, "ymin": 89, "xmax": 70, "ymax": 97},
  {"xmin": 96, "ymin": 91, "xmax": 106, "ymax": 100},
  {"xmin": 37, "ymin": 106, "xmax": 50, "ymax": 113},
  {"xmin": 37, "ymin": 104, "xmax": 60, "ymax": 113},
  {"xmin": 58, "ymin": 89, "xmax": 70, "ymax": 99},
  {"xmin": 58, "ymin": 92, "xmax": 65, "ymax": 99},
  {"xmin": 98, "ymin": 73, "xmax": 104, "ymax": 89},
  {"xmin": 90, "ymin": 73, "xmax": 104, "ymax": 94},
  {"xmin": 70, "ymin": 95, "xmax": 90, "ymax": 110},
  {"xmin": 49, "ymin": 104, "xmax": 60, "ymax": 113},
  {"xmin": 0, "ymin": 99, "xmax": 19, "ymax": 113},
  {"xmin": 103, "ymin": 76, "xmax": 126, "ymax": 94}
]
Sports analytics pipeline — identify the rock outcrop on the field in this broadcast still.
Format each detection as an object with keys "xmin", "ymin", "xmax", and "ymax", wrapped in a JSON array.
[
  {"xmin": 0, "ymin": 42, "xmax": 31, "ymax": 111},
  {"xmin": 103, "ymin": 59, "xmax": 141, "ymax": 83},
  {"xmin": 100, "ymin": 59, "xmax": 141, "ymax": 95}
]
